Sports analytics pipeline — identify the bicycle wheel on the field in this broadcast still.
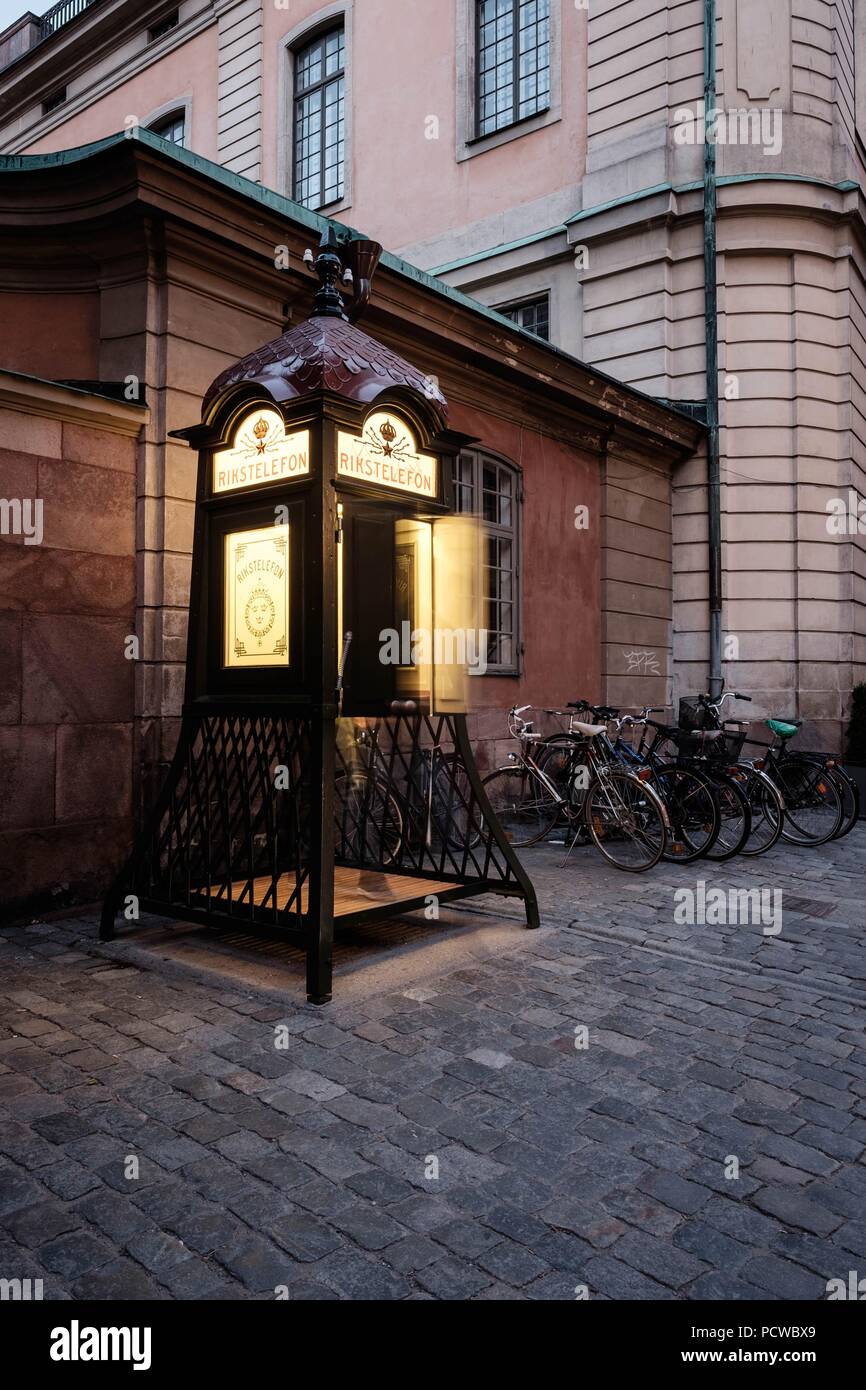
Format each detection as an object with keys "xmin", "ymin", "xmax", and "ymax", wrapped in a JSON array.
[
  {"xmin": 584, "ymin": 770, "xmax": 667, "ymax": 872},
  {"xmin": 701, "ymin": 770, "xmax": 751, "ymax": 861},
  {"xmin": 729, "ymin": 764, "xmax": 785, "ymax": 857},
  {"xmin": 482, "ymin": 766, "xmax": 560, "ymax": 848},
  {"xmin": 334, "ymin": 771, "xmax": 403, "ymax": 865},
  {"xmin": 830, "ymin": 765, "xmax": 861, "ymax": 839},
  {"xmin": 431, "ymin": 755, "xmax": 484, "ymax": 850},
  {"xmin": 653, "ymin": 764, "xmax": 719, "ymax": 863},
  {"xmin": 535, "ymin": 736, "xmax": 587, "ymax": 824},
  {"xmin": 775, "ymin": 757, "xmax": 844, "ymax": 845},
  {"xmin": 783, "ymin": 754, "xmax": 859, "ymax": 840}
]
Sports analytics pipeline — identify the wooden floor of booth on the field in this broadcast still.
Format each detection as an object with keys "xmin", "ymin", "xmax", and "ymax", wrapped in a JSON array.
[{"xmin": 199, "ymin": 866, "xmax": 460, "ymax": 917}]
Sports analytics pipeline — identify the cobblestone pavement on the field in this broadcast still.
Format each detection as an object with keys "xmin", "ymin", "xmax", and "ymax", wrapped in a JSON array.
[{"xmin": 1, "ymin": 826, "xmax": 864, "ymax": 1301}]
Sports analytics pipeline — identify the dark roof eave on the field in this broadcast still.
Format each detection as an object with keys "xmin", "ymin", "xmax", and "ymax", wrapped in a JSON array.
[{"xmin": 0, "ymin": 130, "xmax": 704, "ymax": 453}]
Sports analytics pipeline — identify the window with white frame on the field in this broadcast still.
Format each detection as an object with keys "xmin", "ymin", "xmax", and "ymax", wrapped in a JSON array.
[
  {"xmin": 293, "ymin": 25, "xmax": 345, "ymax": 209},
  {"xmin": 149, "ymin": 111, "xmax": 185, "ymax": 147},
  {"xmin": 452, "ymin": 450, "xmax": 521, "ymax": 673},
  {"xmin": 476, "ymin": 0, "xmax": 550, "ymax": 137},
  {"xmin": 497, "ymin": 294, "xmax": 550, "ymax": 340}
]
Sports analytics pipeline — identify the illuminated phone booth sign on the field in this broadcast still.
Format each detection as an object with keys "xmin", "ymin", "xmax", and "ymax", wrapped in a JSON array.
[
  {"xmin": 101, "ymin": 227, "xmax": 539, "ymax": 1007},
  {"xmin": 213, "ymin": 408, "xmax": 310, "ymax": 495},
  {"xmin": 337, "ymin": 412, "xmax": 437, "ymax": 498}
]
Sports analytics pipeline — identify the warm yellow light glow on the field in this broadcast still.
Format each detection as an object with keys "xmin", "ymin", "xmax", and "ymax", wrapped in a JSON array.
[
  {"xmin": 213, "ymin": 409, "xmax": 310, "ymax": 494},
  {"xmin": 336, "ymin": 501, "xmax": 344, "ymax": 661},
  {"xmin": 224, "ymin": 524, "xmax": 290, "ymax": 669},
  {"xmin": 432, "ymin": 515, "xmax": 483, "ymax": 713},
  {"xmin": 394, "ymin": 518, "xmax": 433, "ymax": 701},
  {"xmin": 337, "ymin": 411, "xmax": 437, "ymax": 498}
]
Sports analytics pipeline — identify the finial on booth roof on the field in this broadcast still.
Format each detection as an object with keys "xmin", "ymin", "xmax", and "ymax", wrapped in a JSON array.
[{"xmin": 312, "ymin": 226, "xmax": 347, "ymax": 319}]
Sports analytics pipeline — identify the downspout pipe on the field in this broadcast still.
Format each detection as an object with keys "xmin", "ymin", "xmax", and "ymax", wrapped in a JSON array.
[{"xmin": 704, "ymin": 0, "xmax": 723, "ymax": 698}]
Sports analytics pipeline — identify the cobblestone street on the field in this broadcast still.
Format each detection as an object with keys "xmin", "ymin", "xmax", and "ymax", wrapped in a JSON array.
[{"xmin": 1, "ymin": 827, "xmax": 864, "ymax": 1301}]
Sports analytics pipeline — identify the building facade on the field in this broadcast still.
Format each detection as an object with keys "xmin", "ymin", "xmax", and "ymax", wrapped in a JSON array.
[
  {"xmin": 0, "ymin": 135, "xmax": 698, "ymax": 912},
  {"xmin": 0, "ymin": 2, "xmax": 862, "ymax": 806},
  {"xmin": 2, "ymin": 2, "xmax": 862, "ymax": 750}
]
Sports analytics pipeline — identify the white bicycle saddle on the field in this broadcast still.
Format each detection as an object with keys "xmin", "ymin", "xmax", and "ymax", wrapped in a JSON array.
[{"xmin": 571, "ymin": 721, "xmax": 607, "ymax": 737}]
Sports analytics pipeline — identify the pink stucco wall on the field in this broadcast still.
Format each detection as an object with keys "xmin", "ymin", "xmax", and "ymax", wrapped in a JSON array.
[
  {"xmin": 24, "ymin": 25, "xmax": 219, "ymax": 161},
  {"xmin": 21, "ymin": 2, "xmax": 585, "ymax": 252},
  {"xmin": 261, "ymin": 0, "xmax": 586, "ymax": 247}
]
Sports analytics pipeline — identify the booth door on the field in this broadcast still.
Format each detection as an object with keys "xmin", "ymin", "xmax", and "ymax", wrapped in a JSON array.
[{"xmin": 341, "ymin": 504, "xmax": 397, "ymax": 714}]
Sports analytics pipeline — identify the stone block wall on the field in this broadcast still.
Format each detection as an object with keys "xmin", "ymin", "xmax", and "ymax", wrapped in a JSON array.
[{"xmin": 0, "ymin": 378, "xmax": 144, "ymax": 917}]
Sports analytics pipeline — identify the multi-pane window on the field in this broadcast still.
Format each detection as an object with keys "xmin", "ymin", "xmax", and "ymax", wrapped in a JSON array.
[
  {"xmin": 476, "ymin": 0, "xmax": 550, "ymax": 137},
  {"xmin": 452, "ymin": 451, "xmax": 520, "ymax": 673},
  {"xmin": 498, "ymin": 295, "xmax": 550, "ymax": 340},
  {"xmin": 293, "ymin": 26, "xmax": 345, "ymax": 209},
  {"xmin": 149, "ymin": 112, "xmax": 185, "ymax": 147}
]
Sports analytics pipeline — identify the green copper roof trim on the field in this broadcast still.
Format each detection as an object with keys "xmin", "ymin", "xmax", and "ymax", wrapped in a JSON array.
[
  {"xmin": 425, "ymin": 172, "xmax": 863, "ymax": 277},
  {"xmin": 565, "ymin": 173, "xmax": 861, "ymax": 225},
  {"xmin": 0, "ymin": 129, "xmax": 703, "ymax": 434},
  {"xmin": 430, "ymin": 224, "xmax": 568, "ymax": 275}
]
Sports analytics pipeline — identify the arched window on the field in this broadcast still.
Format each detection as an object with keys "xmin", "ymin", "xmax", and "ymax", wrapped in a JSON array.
[
  {"xmin": 148, "ymin": 110, "xmax": 186, "ymax": 147},
  {"xmin": 293, "ymin": 24, "xmax": 345, "ymax": 209},
  {"xmin": 452, "ymin": 450, "xmax": 522, "ymax": 674}
]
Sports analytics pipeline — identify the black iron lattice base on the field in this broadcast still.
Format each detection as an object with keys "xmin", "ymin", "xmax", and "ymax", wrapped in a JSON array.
[{"xmin": 102, "ymin": 709, "xmax": 538, "ymax": 1001}]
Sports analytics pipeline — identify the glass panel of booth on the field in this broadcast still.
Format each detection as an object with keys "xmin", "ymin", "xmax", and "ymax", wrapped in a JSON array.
[
  {"xmin": 432, "ymin": 514, "xmax": 485, "ymax": 709},
  {"xmin": 333, "ymin": 498, "xmax": 483, "ymax": 711},
  {"xmin": 393, "ymin": 519, "xmax": 433, "ymax": 702},
  {"xmin": 224, "ymin": 523, "xmax": 290, "ymax": 669}
]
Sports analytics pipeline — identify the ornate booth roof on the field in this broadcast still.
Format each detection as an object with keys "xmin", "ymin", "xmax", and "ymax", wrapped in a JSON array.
[{"xmin": 204, "ymin": 313, "xmax": 448, "ymax": 415}]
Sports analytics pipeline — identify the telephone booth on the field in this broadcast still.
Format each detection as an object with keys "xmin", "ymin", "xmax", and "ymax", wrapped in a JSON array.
[{"xmin": 101, "ymin": 229, "xmax": 538, "ymax": 1002}]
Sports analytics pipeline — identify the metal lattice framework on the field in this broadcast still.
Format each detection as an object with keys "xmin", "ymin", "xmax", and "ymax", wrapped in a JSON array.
[
  {"xmin": 104, "ymin": 711, "xmax": 536, "ymax": 946},
  {"xmin": 109, "ymin": 713, "xmax": 311, "ymax": 935},
  {"xmin": 334, "ymin": 712, "xmax": 520, "ymax": 884}
]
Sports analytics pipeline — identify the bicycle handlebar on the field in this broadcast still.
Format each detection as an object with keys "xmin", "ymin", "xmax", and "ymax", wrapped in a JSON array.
[{"xmin": 699, "ymin": 689, "xmax": 752, "ymax": 710}]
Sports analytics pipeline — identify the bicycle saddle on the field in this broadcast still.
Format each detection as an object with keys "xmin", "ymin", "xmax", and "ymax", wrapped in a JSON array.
[
  {"xmin": 571, "ymin": 721, "xmax": 608, "ymax": 737},
  {"xmin": 767, "ymin": 718, "xmax": 801, "ymax": 739}
]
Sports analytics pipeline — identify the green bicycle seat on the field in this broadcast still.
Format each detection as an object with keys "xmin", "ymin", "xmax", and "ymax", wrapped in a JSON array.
[{"xmin": 767, "ymin": 718, "xmax": 801, "ymax": 739}]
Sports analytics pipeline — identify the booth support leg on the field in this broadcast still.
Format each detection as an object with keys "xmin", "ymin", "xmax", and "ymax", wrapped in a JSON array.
[
  {"xmin": 524, "ymin": 890, "xmax": 541, "ymax": 931},
  {"xmin": 307, "ymin": 899, "xmax": 333, "ymax": 1005},
  {"xmin": 99, "ymin": 899, "xmax": 117, "ymax": 941},
  {"xmin": 306, "ymin": 710, "xmax": 335, "ymax": 1004},
  {"xmin": 452, "ymin": 713, "xmax": 541, "ymax": 932}
]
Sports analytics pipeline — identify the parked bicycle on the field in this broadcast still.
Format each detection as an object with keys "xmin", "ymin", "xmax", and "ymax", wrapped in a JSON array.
[
  {"xmin": 335, "ymin": 722, "xmax": 404, "ymax": 865},
  {"xmin": 682, "ymin": 687, "xmax": 850, "ymax": 847},
  {"xmin": 481, "ymin": 705, "xmax": 670, "ymax": 872},
  {"xmin": 334, "ymin": 709, "xmax": 481, "ymax": 866},
  {"xmin": 481, "ymin": 685, "xmax": 858, "ymax": 871},
  {"xmin": 538, "ymin": 704, "xmax": 721, "ymax": 864}
]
